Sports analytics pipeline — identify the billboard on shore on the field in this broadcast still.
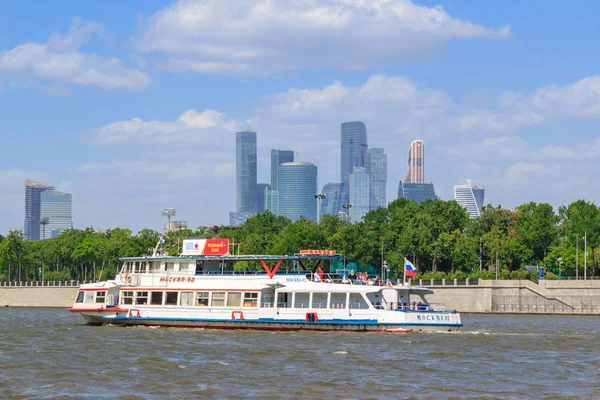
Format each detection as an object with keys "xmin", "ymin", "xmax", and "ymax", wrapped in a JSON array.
[{"xmin": 182, "ymin": 238, "xmax": 229, "ymax": 256}]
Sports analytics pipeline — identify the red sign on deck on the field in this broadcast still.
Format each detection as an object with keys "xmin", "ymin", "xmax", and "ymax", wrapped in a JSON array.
[{"xmin": 204, "ymin": 238, "xmax": 229, "ymax": 255}]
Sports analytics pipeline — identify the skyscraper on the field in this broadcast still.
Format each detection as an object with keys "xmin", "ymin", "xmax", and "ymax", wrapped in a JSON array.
[
  {"xmin": 256, "ymin": 183, "xmax": 270, "ymax": 214},
  {"xmin": 270, "ymin": 149, "xmax": 294, "ymax": 190},
  {"xmin": 25, "ymin": 179, "xmax": 72, "ymax": 240},
  {"xmin": 320, "ymin": 182, "xmax": 348, "ymax": 218},
  {"xmin": 404, "ymin": 140, "xmax": 424, "ymax": 184},
  {"xmin": 397, "ymin": 181, "xmax": 437, "ymax": 203},
  {"xmin": 367, "ymin": 148, "xmax": 387, "ymax": 210},
  {"xmin": 40, "ymin": 190, "xmax": 72, "ymax": 239},
  {"xmin": 341, "ymin": 122, "xmax": 368, "ymax": 186},
  {"xmin": 235, "ymin": 130, "xmax": 257, "ymax": 214},
  {"xmin": 454, "ymin": 180, "xmax": 485, "ymax": 218},
  {"xmin": 278, "ymin": 162, "xmax": 318, "ymax": 222},
  {"xmin": 349, "ymin": 167, "xmax": 370, "ymax": 223}
]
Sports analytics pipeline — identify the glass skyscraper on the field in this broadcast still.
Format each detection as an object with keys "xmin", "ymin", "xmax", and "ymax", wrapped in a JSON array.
[
  {"xmin": 349, "ymin": 167, "xmax": 370, "ymax": 223},
  {"xmin": 397, "ymin": 181, "xmax": 437, "ymax": 203},
  {"xmin": 278, "ymin": 162, "xmax": 317, "ymax": 222},
  {"xmin": 256, "ymin": 183, "xmax": 270, "ymax": 214},
  {"xmin": 235, "ymin": 130, "xmax": 257, "ymax": 214},
  {"xmin": 320, "ymin": 182, "xmax": 348, "ymax": 218},
  {"xmin": 270, "ymin": 149, "xmax": 294, "ymax": 190},
  {"xmin": 341, "ymin": 122, "xmax": 368, "ymax": 186},
  {"xmin": 454, "ymin": 180, "xmax": 485, "ymax": 218},
  {"xmin": 40, "ymin": 190, "xmax": 73, "ymax": 239},
  {"xmin": 367, "ymin": 148, "xmax": 387, "ymax": 210},
  {"xmin": 24, "ymin": 179, "xmax": 63, "ymax": 241},
  {"xmin": 265, "ymin": 188, "xmax": 280, "ymax": 215}
]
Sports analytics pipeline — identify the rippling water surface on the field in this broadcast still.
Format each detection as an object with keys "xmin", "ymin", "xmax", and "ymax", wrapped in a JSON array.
[{"xmin": 1, "ymin": 308, "xmax": 600, "ymax": 399}]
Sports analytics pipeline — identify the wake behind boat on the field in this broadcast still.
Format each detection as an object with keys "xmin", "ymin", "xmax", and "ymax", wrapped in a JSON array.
[{"xmin": 68, "ymin": 238, "xmax": 462, "ymax": 332}]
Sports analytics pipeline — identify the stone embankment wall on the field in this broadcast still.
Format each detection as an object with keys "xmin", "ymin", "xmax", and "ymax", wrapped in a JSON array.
[
  {"xmin": 1, "ymin": 287, "xmax": 78, "ymax": 307},
  {"xmin": 3, "ymin": 280, "xmax": 600, "ymax": 313}
]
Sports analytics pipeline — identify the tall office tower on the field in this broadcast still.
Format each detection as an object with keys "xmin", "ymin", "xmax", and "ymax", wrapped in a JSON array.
[
  {"xmin": 278, "ymin": 162, "xmax": 317, "ymax": 222},
  {"xmin": 230, "ymin": 130, "xmax": 258, "ymax": 226},
  {"xmin": 40, "ymin": 190, "xmax": 73, "ymax": 239},
  {"xmin": 164, "ymin": 221, "xmax": 188, "ymax": 233},
  {"xmin": 236, "ymin": 130, "xmax": 257, "ymax": 214},
  {"xmin": 256, "ymin": 183, "xmax": 270, "ymax": 214},
  {"xmin": 341, "ymin": 122, "xmax": 368, "ymax": 186},
  {"xmin": 320, "ymin": 183, "xmax": 348, "ymax": 218},
  {"xmin": 349, "ymin": 167, "xmax": 370, "ymax": 223},
  {"xmin": 367, "ymin": 148, "xmax": 387, "ymax": 210},
  {"xmin": 270, "ymin": 149, "xmax": 294, "ymax": 190},
  {"xmin": 454, "ymin": 180, "xmax": 485, "ymax": 218},
  {"xmin": 397, "ymin": 181, "xmax": 437, "ymax": 203},
  {"xmin": 404, "ymin": 140, "xmax": 424, "ymax": 184},
  {"xmin": 265, "ymin": 188, "xmax": 280, "ymax": 215},
  {"xmin": 25, "ymin": 179, "xmax": 55, "ymax": 240}
]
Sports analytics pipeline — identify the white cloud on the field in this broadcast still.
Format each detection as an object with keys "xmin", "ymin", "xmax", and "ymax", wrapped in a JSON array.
[
  {"xmin": 0, "ymin": 18, "xmax": 150, "ymax": 90},
  {"xmin": 93, "ymin": 109, "xmax": 237, "ymax": 145},
  {"xmin": 135, "ymin": 0, "xmax": 511, "ymax": 75}
]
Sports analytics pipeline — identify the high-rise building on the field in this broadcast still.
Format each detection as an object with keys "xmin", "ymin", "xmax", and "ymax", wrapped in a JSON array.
[
  {"xmin": 367, "ymin": 148, "xmax": 387, "ymax": 210},
  {"xmin": 25, "ymin": 180, "xmax": 72, "ymax": 240},
  {"xmin": 454, "ymin": 180, "xmax": 485, "ymax": 218},
  {"xmin": 270, "ymin": 149, "xmax": 294, "ymax": 190},
  {"xmin": 256, "ymin": 183, "xmax": 270, "ymax": 213},
  {"xmin": 164, "ymin": 220, "xmax": 188, "ymax": 233},
  {"xmin": 265, "ymin": 188, "xmax": 280, "ymax": 215},
  {"xmin": 235, "ymin": 130, "xmax": 258, "ymax": 214},
  {"xmin": 349, "ymin": 167, "xmax": 370, "ymax": 223},
  {"xmin": 320, "ymin": 183, "xmax": 348, "ymax": 218},
  {"xmin": 40, "ymin": 190, "xmax": 72, "ymax": 239},
  {"xmin": 404, "ymin": 140, "xmax": 424, "ymax": 184},
  {"xmin": 397, "ymin": 181, "xmax": 437, "ymax": 203},
  {"xmin": 341, "ymin": 122, "xmax": 368, "ymax": 186},
  {"xmin": 278, "ymin": 162, "xmax": 318, "ymax": 222}
]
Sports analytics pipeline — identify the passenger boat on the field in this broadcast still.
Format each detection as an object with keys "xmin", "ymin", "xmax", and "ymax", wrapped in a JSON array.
[{"xmin": 68, "ymin": 239, "xmax": 462, "ymax": 332}]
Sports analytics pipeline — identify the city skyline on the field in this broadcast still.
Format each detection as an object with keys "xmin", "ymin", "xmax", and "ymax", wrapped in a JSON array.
[{"xmin": 1, "ymin": 1, "xmax": 599, "ymax": 233}]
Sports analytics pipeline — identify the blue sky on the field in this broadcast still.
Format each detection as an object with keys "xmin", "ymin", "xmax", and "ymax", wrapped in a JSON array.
[{"xmin": 1, "ymin": 0, "xmax": 599, "ymax": 234}]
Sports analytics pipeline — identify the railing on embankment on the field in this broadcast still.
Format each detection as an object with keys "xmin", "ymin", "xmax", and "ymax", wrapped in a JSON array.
[{"xmin": 0, "ymin": 281, "xmax": 96, "ymax": 287}]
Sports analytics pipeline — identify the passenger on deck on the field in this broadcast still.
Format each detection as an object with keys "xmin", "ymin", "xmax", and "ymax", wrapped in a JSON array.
[
  {"xmin": 348, "ymin": 270, "xmax": 357, "ymax": 281},
  {"xmin": 374, "ymin": 275, "xmax": 381, "ymax": 286}
]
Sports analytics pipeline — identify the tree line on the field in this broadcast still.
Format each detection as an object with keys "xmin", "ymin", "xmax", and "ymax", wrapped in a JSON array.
[{"xmin": 1, "ymin": 198, "xmax": 599, "ymax": 282}]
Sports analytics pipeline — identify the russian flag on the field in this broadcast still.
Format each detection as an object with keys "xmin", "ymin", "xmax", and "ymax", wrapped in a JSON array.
[{"xmin": 405, "ymin": 259, "xmax": 417, "ymax": 277}]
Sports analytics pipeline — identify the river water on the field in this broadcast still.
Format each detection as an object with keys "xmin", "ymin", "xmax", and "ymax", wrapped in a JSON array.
[{"xmin": 1, "ymin": 308, "xmax": 599, "ymax": 399}]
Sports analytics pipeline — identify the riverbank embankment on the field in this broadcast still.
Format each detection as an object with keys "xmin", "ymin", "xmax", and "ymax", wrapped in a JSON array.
[{"xmin": 3, "ymin": 279, "xmax": 600, "ymax": 313}]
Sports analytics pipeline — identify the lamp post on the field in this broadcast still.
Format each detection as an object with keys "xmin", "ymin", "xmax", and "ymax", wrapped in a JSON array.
[
  {"xmin": 162, "ymin": 208, "xmax": 177, "ymax": 233},
  {"xmin": 314, "ymin": 193, "xmax": 327, "ymax": 223},
  {"xmin": 342, "ymin": 203, "xmax": 353, "ymax": 223},
  {"xmin": 40, "ymin": 217, "xmax": 49, "ymax": 240},
  {"xmin": 557, "ymin": 257, "xmax": 563, "ymax": 280}
]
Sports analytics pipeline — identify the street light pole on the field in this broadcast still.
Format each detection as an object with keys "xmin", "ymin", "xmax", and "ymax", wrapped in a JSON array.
[
  {"xmin": 584, "ymin": 231, "xmax": 587, "ymax": 280},
  {"xmin": 314, "ymin": 193, "xmax": 327, "ymax": 223},
  {"xmin": 40, "ymin": 217, "xmax": 49, "ymax": 240},
  {"xmin": 576, "ymin": 234, "xmax": 579, "ymax": 280},
  {"xmin": 342, "ymin": 203, "xmax": 353, "ymax": 223},
  {"xmin": 162, "ymin": 208, "xmax": 177, "ymax": 233}
]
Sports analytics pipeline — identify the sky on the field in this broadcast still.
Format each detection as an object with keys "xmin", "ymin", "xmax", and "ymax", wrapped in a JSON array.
[{"xmin": 1, "ymin": 0, "xmax": 599, "ymax": 234}]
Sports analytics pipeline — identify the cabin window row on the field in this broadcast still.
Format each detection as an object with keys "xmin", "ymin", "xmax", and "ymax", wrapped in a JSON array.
[
  {"xmin": 267, "ymin": 292, "xmax": 369, "ymax": 310},
  {"xmin": 122, "ymin": 261, "xmax": 195, "ymax": 274},
  {"xmin": 121, "ymin": 291, "xmax": 259, "ymax": 308}
]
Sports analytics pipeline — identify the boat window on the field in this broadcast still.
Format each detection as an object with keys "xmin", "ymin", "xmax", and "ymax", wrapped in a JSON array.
[
  {"xmin": 166, "ymin": 262, "xmax": 175, "ymax": 272},
  {"xmin": 277, "ymin": 292, "xmax": 290, "ymax": 308},
  {"xmin": 366, "ymin": 292, "xmax": 382, "ymax": 309},
  {"xmin": 330, "ymin": 293, "xmax": 347, "ymax": 309},
  {"xmin": 312, "ymin": 293, "xmax": 327, "ymax": 309},
  {"xmin": 349, "ymin": 293, "xmax": 369, "ymax": 309},
  {"xmin": 294, "ymin": 293, "xmax": 310, "ymax": 308},
  {"xmin": 196, "ymin": 292, "xmax": 209, "ymax": 306},
  {"xmin": 180, "ymin": 292, "xmax": 194, "ymax": 306},
  {"xmin": 211, "ymin": 292, "xmax": 225, "ymax": 307},
  {"xmin": 227, "ymin": 292, "xmax": 242, "ymax": 307},
  {"xmin": 95, "ymin": 291, "xmax": 106, "ymax": 304},
  {"xmin": 126, "ymin": 262, "xmax": 133, "ymax": 273},
  {"xmin": 165, "ymin": 291, "xmax": 178, "ymax": 306},
  {"xmin": 135, "ymin": 291, "xmax": 149, "ymax": 305},
  {"xmin": 261, "ymin": 292, "xmax": 274, "ymax": 307},
  {"xmin": 243, "ymin": 293, "xmax": 258, "ymax": 307},
  {"xmin": 122, "ymin": 291, "xmax": 134, "ymax": 305},
  {"xmin": 179, "ymin": 263, "xmax": 192, "ymax": 272},
  {"xmin": 148, "ymin": 262, "xmax": 157, "ymax": 273},
  {"xmin": 75, "ymin": 291, "xmax": 84, "ymax": 303},
  {"xmin": 151, "ymin": 291, "xmax": 164, "ymax": 305}
]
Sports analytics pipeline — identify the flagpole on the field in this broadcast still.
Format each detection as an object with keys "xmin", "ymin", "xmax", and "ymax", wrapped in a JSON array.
[{"xmin": 403, "ymin": 258, "xmax": 407, "ymax": 286}]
